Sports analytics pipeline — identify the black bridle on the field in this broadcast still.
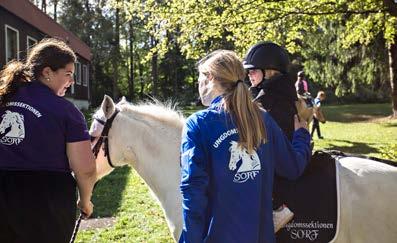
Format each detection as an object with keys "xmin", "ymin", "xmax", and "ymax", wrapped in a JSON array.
[{"xmin": 91, "ymin": 108, "xmax": 120, "ymax": 168}]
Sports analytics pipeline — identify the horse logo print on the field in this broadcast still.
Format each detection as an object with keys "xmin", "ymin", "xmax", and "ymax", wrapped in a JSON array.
[
  {"xmin": 228, "ymin": 141, "xmax": 261, "ymax": 183},
  {"xmin": 0, "ymin": 110, "xmax": 25, "ymax": 145}
]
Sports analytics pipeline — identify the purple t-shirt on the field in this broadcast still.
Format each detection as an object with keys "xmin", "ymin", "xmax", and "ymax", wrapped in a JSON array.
[{"xmin": 0, "ymin": 81, "xmax": 90, "ymax": 172}]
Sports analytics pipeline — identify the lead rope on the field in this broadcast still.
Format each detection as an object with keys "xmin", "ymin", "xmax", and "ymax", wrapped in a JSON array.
[{"xmin": 70, "ymin": 213, "xmax": 85, "ymax": 243}]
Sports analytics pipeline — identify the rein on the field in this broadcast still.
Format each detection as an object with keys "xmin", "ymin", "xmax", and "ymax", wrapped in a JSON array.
[{"xmin": 69, "ymin": 108, "xmax": 120, "ymax": 243}]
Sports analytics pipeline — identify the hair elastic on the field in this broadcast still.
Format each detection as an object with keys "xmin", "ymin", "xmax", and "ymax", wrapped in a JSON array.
[{"xmin": 234, "ymin": 80, "xmax": 243, "ymax": 87}]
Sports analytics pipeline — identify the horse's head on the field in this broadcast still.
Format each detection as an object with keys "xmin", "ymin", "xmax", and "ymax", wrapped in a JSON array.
[
  {"xmin": 89, "ymin": 95, "xmax": 130, "ymax": 178},
  {"xmin": 229, "ymin": 141, "xmax": 242, "ymax": 171},
  {"xmin": 0, "ymin": 111, "xmax": 14, "ymax": 134}
]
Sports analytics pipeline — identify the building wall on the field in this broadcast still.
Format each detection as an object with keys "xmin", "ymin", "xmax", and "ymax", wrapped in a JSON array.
[
  {"xmin": 0, "ymin": 7, "xmax": 44, "ymax": 67},
  {"xmin": 0, "ymin": 6, "xmax": 90, "ymax": 104},
  {"xmin": 67, "ymin": 58, "xmax": 90, "ymax": 100}
]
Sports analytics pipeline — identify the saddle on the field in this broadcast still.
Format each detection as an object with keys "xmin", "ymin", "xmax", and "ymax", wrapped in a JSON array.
[{"xmin": 274, "ymin": 151, "xmax": 338, "ymax": 243}]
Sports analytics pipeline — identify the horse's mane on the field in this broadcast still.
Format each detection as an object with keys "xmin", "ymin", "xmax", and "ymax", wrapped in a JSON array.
[{"xmin": 119, "ymin": 100, "xmax": 185, "ymax": 130}]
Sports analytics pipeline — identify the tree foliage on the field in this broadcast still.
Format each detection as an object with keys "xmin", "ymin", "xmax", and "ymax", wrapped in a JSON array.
[{"xmin": 32, "ymin": 0, "xmax": 397, "ymax": 112}]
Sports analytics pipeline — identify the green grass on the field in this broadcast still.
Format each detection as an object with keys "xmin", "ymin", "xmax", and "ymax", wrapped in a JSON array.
[
  {"xmin": 312, "ymin": 103, "xmax": 396, "ymax": 159},
  {"xmin": 76, "ymin": 103, "xmax": 396, "ymax": 242}
]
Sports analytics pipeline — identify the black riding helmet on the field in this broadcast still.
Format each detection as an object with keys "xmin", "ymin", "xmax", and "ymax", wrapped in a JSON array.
[{"xmin": 243, "ymin": 42, "xmax": 290, "ymax": 73}]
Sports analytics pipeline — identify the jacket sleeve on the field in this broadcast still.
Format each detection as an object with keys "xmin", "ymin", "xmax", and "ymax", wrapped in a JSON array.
[
  {"xmin": 179, "ymin": 116, "xmax": 209, "ymax": 243},
  {"xmin": 267, "ymin": 115, "xmax": 311, "ymax": 180}
]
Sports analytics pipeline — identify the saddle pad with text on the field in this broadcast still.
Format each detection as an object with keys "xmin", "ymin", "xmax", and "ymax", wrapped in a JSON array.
[{"xmin": 274, "ymin": 151, "xmax": 337, "ymax": 243}]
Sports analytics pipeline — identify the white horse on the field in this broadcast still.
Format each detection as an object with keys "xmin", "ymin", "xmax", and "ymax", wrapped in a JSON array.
[
  {"xmin": 0, "ymin": 110, "xmax": 25, "ymax": 138},
  {"xmin": 91, "ymin": 95, "xmax": 397, "ymax": 243}
]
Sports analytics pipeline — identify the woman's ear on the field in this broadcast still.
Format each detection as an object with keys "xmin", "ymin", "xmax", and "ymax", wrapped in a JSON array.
[{"xmin": 41, "ymin": 67, "xmax": 52, "ymax": 80}]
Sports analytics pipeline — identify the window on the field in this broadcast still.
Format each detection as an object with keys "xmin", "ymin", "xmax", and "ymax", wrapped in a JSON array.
[
  {"xmin": 74, "ymin": 62, "xmax": 81, "ymax": 85},
  {"xmin": 27, "ymin": 36, "xmax": 37, "ymax": 51},
  {"xmin": 82, "ymin": 65, "xmax": 88, "ymax": 87},
  {"xmin": 5, "ymin": 25, "xmax": 19, "ymax": 62}
]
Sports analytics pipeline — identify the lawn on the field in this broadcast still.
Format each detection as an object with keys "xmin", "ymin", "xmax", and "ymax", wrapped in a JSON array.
[{"xmin": 76, "ymin": 103, "xmax": 396, "ymax": 243}]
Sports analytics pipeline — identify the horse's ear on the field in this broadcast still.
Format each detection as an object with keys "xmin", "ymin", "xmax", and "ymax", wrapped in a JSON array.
[
  {"xmin": 118, "ymin": 96, "xmax": 127, "ymax": 105},
  {"xmin": 101, "ymin": 95, "xmax": 115, "ymax": 119}
]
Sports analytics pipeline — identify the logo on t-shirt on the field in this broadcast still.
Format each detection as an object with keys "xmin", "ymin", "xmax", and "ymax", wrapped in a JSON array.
[
  {"xmin": 228, "ymin": 141, "xmax": 261, "ymax": 183},
  {"xmin": 0, "ymin": 110, "xmax": 25, "ymax": 145}
]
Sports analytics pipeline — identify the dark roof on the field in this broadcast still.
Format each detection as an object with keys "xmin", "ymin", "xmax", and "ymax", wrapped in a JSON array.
[{"xmin": 0, "ymin": 0, "xmax": 92, "ymax": 61}]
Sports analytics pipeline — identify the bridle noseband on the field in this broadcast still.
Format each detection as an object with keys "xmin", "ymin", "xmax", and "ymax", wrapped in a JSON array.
[{"xmin": 91, "ymin": 108, "xmax": 120, "ymax": 168}]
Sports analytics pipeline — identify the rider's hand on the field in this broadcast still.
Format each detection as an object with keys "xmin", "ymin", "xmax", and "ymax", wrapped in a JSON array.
[
  {"xmin": 77, "ymin": 199, "xmax": 94, "ymax": 219},
  {"xmin": 294, "ymin": 115, "xmax": 308, "ymax": 131}
]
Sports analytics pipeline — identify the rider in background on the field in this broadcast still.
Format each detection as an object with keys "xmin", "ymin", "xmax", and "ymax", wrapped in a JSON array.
[
  {"xmin": 311, "ymin": 91, "xmax": 327, "ymax": 139},
  {"xmin": 0, "ymin": 38, "xmax": 96, "ymax": 243},
  {"xmin": 295, "ymin": 71, "xmax": 314, "ymax": 107},
  {"xmin": 295, "ymin": 71, "xmax": 309, "ymax": 96}
]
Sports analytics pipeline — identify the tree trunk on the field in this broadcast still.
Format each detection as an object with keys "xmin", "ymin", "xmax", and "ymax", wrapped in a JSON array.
[
  {"xmin": 129, "ymin": 20, "xmax": 135, "ymax": 100},
  {"xmin": 53, "ymin": 0, "xmax": 57, "ymax": 21},
  {"xmin": 388, "ymin": 41, "xmax": 397, "ymax": 117},
  {"xmin": 138, "ymin": 54, "xmax": 144, "ymax": 100},
  {"xmin": 151, "ymin": 52, "xmax": 158, "ymax": 97},
  {"xmin": 41, "ymin": 0, "xmax": 46, "ymax": 13},
  {"xmin": 150, "ymin": 34, "xmax": 158, "ymax": 98},
  {"xmin": 384, "ymin": 0, "xmax": 397, "ymax": 117},
  {"xmin": 112, "ymin": 5, "xmax": 120, "ymax": 100}
]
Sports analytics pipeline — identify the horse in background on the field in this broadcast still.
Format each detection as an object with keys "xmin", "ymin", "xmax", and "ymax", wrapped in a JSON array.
[{"xmin": 90, "ymin": 95, "xmax": 397, "ymax": 243}]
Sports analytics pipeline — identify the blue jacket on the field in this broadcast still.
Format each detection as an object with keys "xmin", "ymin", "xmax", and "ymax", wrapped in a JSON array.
[{"xmin": 179, "ymin": 96, "xmax": 311, "ymax": 243}]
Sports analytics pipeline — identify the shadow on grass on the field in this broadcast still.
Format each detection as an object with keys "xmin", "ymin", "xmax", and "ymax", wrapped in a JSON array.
[
  {"xmin": 322, "ymin": 103, "xmax": 391, "ymax": 122},
  {"xmin": 321, "ymin": 139, "xmax": 380, "ymax": 155},
  {"xmin": 381, "ymin": 122, "xmax": 397, "ymax": 128},
  {"xmin": 91, "ymin": 166, "xmax": 131, "ymax": 217}
]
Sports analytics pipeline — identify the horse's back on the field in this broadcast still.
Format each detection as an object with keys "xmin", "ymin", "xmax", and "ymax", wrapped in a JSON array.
[{"xmin": 333, "ymin": 157, "xmax": 397, "ymax": 243}]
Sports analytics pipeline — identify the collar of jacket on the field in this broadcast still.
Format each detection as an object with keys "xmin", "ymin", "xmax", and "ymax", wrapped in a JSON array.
[
  {"xmin": 260, "ymin": 73, "xmax": 297, "ymax": 101},
  {"xmin": 209, "ymin": 95, "xmax": 223, "ymax": 110}
]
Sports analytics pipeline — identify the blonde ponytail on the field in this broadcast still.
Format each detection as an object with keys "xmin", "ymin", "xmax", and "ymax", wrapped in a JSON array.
[{"xmin": 199, "ymin": 50, "xmax": 266, "ymax": 153}]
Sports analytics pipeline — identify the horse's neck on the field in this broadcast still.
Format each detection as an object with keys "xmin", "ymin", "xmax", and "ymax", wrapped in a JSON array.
[
  {"xmin": 135, "ymin": 142, "xmax": 181, "ymax": 201},
  {"xmin": 111, "ymin": 118, "xmax": 183, "ymax": 236}
]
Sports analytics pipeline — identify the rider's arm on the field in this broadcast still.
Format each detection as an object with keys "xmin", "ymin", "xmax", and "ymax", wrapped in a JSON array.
[
  {"xmin": 68, "ymin": 140, "xmax": 97, "ymax": 217},
  {"xmin": 267, "ymin": 114, "xmax": 311, "ymax": 179},
  {"xmin": 180, "ymin": 116, "xmax": 209, "ymax": 243}
]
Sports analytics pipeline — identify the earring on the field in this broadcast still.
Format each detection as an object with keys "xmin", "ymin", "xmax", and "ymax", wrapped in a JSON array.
[{"xmin": 46, "ymin": 77, "xmax": 50, "ymax": 82}]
